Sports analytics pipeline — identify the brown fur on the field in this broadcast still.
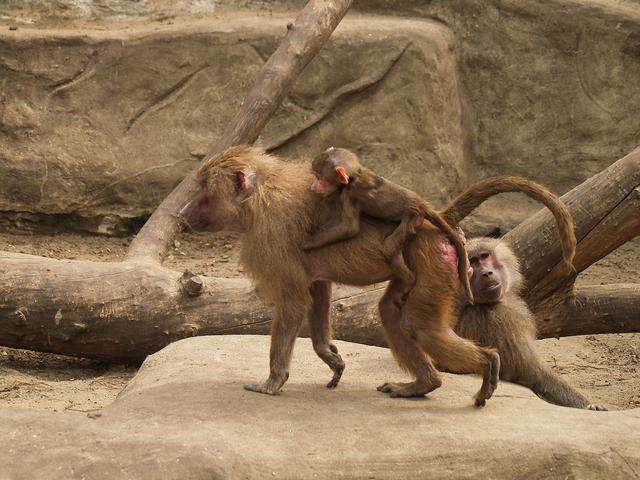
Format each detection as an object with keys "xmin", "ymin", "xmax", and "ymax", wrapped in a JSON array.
[
  {"xmin": 182, "ymin": 145, "xmax": 500, "ymax": 406},
  {"xmin": 455, "ymin": 237, "xmax": 606, "ymax": 411},
  {"xmin": 304, "ymin": 147, "xmax": 475, "ymax": 305}
]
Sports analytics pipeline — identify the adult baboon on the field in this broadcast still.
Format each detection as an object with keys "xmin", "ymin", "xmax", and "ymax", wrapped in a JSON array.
[
  {"xmin": 454, "ymin": 236, "xmax": 607, "ymax": 410},
  {"xmin": 180, "ymin": 146, "xmax": 572, "ymax": 406}
]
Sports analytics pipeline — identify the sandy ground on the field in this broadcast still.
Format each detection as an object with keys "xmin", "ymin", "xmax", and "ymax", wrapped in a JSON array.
[{"xmin": 0, "ymin": 230, "xmax": 638, "ymax": 412}]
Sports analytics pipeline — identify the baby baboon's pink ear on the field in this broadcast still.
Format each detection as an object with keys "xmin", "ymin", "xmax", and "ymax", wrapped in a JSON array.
[{"xmin": 335, "ymin": 166, "xmax": 349, "ymax": 185}]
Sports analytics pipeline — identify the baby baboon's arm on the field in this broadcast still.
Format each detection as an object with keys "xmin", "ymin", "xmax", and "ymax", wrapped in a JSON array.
[{"xmin": 303, "ymin": 191, "xmax": 361, "ymax": 250}]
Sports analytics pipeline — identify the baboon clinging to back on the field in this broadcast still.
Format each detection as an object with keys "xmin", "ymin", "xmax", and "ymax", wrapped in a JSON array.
[{"xmin": 303, "ymin": 146, "xmax": 474, "ymax": 306}]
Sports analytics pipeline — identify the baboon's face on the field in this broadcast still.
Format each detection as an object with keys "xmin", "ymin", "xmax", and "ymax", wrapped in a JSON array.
[
  {"xmin": 468, "ymin": 249, "xmax": 507, "ymax": 303},
  {"xmin": 180, "ymin": 170, "xmax": 253, "ymax": 233}
]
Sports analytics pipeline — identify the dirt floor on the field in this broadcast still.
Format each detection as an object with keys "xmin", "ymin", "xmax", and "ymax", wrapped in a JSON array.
[{"xmin": 0, "ymin": 229, "xmax": 638, "ymax": 412}]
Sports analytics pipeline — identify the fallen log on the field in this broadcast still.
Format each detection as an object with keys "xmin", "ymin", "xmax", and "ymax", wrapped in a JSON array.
[
  {"xmin": 536, "ymin": 284, "xmax": 640, "ymax": 339},
  {"xmin": 0, "ymin": 251, "xmax": 386, "ymax": 362}
]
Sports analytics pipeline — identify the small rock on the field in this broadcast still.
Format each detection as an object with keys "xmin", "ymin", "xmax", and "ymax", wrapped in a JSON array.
[{"xmin": 594, "ymin": 380, "xmax": 610, "ymax": 387}]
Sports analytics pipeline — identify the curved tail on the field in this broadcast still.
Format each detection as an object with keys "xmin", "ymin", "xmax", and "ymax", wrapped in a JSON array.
[{"xmin": 440, "ymin": 176, "xmax": 576, "ymax": 271}]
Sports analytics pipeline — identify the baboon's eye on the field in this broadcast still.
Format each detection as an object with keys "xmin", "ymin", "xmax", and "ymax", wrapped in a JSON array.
[
  {"xmin": 480, "ymin": 252, "xmax": 490, "ymax": 259},
  {"xmin": 469, "ymin": 257, "xmax": 478, "ymax": 264}
]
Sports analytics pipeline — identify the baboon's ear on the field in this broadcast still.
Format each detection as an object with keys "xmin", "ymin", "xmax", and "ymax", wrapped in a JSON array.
[
  {"xmin": 235, "ymin": 169, "xmax": 256, "ymax": 197},
  {"xmin": 335, "ymin": 166, "xmax": 349, "ymax": 185}
]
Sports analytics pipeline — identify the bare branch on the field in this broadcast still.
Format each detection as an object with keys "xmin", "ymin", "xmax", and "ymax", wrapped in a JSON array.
[{"xmin": 125, "ymin": 0, "xmax": 353, "ymax": 264}]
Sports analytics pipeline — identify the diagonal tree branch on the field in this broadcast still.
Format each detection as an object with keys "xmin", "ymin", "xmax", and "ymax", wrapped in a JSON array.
[
  {"xmin": 505, "ymin": 145, "xmax": 640, "ymax": 303},
  {"xmin": 527, "ymin": 185, "xmax": 640, "ymax": 305},
  {"xmin": 125, "ymin": 0, "xmax": 353, "ymax": 264}
]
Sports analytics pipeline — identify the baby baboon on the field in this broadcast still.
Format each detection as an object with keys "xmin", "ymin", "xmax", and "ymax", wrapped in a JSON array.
[
  {"xmin": 455, "ymin": 236, "xmax": 607, "ymax": 410},
  {"xmin": 303, "ymin": 147, "xmax": 474, "ymax": 305},
  {"xmin": 181, "ymin": 145, "xmax": 500, "ymax": 407}
]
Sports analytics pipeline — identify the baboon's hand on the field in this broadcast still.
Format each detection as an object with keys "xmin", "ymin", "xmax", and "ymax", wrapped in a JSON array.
[{"xmin": 587, "ymin": 404, "xmax": 608, "ymax": 411}]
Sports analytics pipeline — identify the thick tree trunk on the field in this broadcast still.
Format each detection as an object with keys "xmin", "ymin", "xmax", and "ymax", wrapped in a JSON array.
[
  {"xmin": 0, "ymin": 251, "xmax": 385, "ymax": 362},
  {"xmin": 536, "ymin": 284, "xmax": 640, "ymax": 339},
  {"xmin": 125, "ymin": 0, "xmax": 353, "ymax": 264}
]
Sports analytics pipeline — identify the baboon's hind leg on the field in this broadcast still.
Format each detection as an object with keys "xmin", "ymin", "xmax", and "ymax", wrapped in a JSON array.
[{"xmin": 376, "ymin": 280, "xmax": 442, "ymax": 397}]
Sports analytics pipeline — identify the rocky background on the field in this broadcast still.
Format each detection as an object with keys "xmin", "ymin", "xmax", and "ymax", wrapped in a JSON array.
[{"xmin": 2, "ymin": 0, "xmax": 638, "ymax": 235}]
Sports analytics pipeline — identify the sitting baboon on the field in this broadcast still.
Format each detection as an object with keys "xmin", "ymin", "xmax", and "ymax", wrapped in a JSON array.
[
  {"xmin": 303, "ymin": 146, "xmax": 473, "ymax": 306},
  {"xmin": 454, "ymin": 236, "xmax": 607, "ymax": 411}
]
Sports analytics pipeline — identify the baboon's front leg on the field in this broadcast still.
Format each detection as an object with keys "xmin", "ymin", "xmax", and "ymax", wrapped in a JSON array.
[{"xmin": 244, "ymin": 302, "xmax": 306, "ymax": 395}]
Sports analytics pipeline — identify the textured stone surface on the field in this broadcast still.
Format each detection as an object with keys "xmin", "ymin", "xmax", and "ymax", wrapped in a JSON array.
[
  {"xmin": 363, "ymin": 0, "xmax": 640, "ymax": 219},
  {"xmin": 1, "ymin": 0, "xmax": 640, "ymax": 235},
  {"xmin": 0, "ymin": 335, "xmax": 638, "ymax": 479},
  {"xmin": 0, "ymin": 14, "xmax": 466, "ymax": 233}
]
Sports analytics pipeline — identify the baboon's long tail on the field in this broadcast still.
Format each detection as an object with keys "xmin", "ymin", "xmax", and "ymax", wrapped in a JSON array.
[{"xmin": 440, "ymin": 176, "xmax": 576, "ymax": 271}]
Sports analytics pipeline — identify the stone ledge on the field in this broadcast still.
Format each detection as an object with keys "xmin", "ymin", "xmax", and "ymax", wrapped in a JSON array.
[{"xmin": 0, "ymin": 335, "xmax": 638, "ymax": 479}]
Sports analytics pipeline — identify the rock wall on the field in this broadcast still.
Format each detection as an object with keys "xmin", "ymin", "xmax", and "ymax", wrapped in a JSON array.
[
  {"xmin": 0, "ymin": 14, "xmax": 468, "ymax": 233},
  {"xmin": 1, "ymin": 0, "xmax": 639, "ymax": 234}
]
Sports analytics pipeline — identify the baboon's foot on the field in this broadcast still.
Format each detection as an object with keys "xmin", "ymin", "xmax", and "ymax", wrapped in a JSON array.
[
  {"xmin": 474, "ymin": 351, "xmax": 500, "ymax": 407},
  {"xmin": 244, "ymin": 372, "xmax": 289, "ymax": 395},
  {"xmin": 377, "ymin": 377, "xmax": 442, "ymax": 398},
  {"xmin": 325, "ymin": 353, "xmax": 345, "ymax": 389},
  {"xmin": 314, "ymin": 343, "xmax": 345, "ymax": 389}
]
